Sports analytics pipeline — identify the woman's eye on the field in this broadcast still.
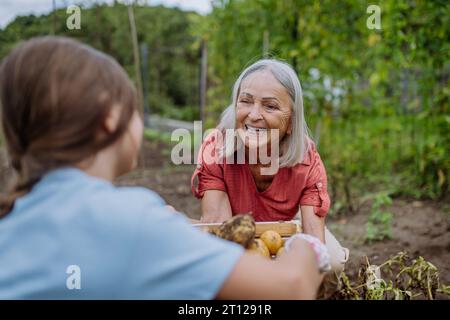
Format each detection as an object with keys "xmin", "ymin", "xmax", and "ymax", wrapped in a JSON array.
[
  {"xmin": 265, "ymin": 105, "xmax": 278, "ymax": 110},
  {"xmin": 239, "ymin": 99, "xmax": 250, "ymax": 104}
]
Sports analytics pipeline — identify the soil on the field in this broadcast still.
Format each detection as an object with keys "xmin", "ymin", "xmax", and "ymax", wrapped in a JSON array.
[{"xmin": 1, "ymin": 140, "xmax": 449, "ymax": 298}]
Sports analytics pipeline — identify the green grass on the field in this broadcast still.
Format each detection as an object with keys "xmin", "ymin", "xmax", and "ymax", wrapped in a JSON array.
[
  {"xmin": 311, "ymin": 114, "xmax": 449, "ymax": 212},
  {"xmin": 144, "ymin": 128, "xmax": 173, "ymax": 145}
]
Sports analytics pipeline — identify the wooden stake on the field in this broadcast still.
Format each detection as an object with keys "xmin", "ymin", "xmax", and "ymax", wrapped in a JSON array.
[
  {"xmin": 128, "ymin": 4, "xmax": 144, "ymax": 114},
  {"xmin": 199, "ymin": 39, "xmax": 208, "ymax": 123}
]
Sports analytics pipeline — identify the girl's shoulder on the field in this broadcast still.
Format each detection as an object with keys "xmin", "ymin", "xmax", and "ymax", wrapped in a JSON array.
[{"xmin": 36, "ymin": 168, "xmax": 167, "ymax": 222}]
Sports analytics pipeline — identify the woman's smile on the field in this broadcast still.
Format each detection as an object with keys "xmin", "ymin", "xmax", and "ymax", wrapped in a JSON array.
[{"xmin": 236, "ymin": 70, "xmax": 292, "ymax": 150}]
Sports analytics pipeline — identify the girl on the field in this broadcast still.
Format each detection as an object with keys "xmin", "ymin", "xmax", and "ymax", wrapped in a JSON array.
[{"xmin": 0, "ymin": 37, "xmax": 327, "ymax": 299}]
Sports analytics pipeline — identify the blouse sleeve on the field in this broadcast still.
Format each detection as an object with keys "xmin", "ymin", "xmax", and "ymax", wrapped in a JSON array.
[
  {"xmin": 191, "ymin": 130, "xmax": 227, "ymax": 199},
  {"xmin": 299, "ymin": 145, "xmax": 331, "ymax": 217}
]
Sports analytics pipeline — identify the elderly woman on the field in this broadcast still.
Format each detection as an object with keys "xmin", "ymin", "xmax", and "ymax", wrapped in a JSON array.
[{"xmin": 191, "ymin": 59, "xmax": 349, "ymax": 272}]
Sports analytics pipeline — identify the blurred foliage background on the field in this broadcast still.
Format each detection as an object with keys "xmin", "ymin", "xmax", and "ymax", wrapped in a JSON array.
[{"xmin": 0, "ymin": 0, "xmax": 448, "ymax": 212}]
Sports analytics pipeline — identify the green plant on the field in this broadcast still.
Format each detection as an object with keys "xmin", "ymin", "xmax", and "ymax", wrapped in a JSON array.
[
  {"xmin": 144, "ymin": 128, "xmax": 173, "ymax": 145},
  {"xmin": 365, "ymin": 193, "xmax": 393, "ymax": 242},
  {"xmin": 205, "ymin": 0, "xmax": 449, "ymax": 210},
  {"xmin": 331, "ymin": 252, "xmax": 449, "ymax": 300}
]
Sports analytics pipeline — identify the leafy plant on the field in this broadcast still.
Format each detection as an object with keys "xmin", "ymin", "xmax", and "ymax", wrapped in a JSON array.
[
  {"xmin": 204, "ymin": 0, "xmax": 449, "ymax": 209},
  {"xmin": 365, "ymin": 193, "xmax": 393, "ymax": 242},
  {"xmin": 330, "ymin": 252, "xmax": 449, "ymax": 300}
]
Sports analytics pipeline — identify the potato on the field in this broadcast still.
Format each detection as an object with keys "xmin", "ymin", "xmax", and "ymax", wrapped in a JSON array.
[
  {"xmin": 260, "ymin": 230, "xmax": 283, "ymax": 255},
  {"xmin": 248, "ymin": 239, "xmax": 270, "ymax": 258},
  {"xmin": 215, "ymin": 214, "xmax": 256, "ymax": 248},
  {"xmin": 276, "ymin": 246, "xmax": 285, "ymax": 258}
]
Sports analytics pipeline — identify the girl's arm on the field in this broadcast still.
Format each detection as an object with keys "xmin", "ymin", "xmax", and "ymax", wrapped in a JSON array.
[
  {"xmin": 300, "ymin": 205, "xmax": 325, "ymax": 243},
  {"xmin": 217, "ymin": 237, "xmax": 323, "ymax": 299},
  {"xmin": 200, "ymin": 190, "xmax": 233, "ymax": 223}
]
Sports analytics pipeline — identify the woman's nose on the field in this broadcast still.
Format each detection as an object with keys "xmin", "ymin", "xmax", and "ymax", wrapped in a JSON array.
[{"xmin": 248, "ymin": 104, "xmax": 263, "ymax": 121}]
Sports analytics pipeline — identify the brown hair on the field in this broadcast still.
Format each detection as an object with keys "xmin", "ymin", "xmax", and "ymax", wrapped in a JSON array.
[{"xmin": 0, "ymin": 36, "xmax": 138, "ymax": 217}]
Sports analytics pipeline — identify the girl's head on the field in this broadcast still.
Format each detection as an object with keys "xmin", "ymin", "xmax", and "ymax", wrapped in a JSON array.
[
  {"xmin": 218, "ymin": 59, "xmax": 310, "ymax": 167},
  {"xmin": 0, "ymin": 36, "xmax": 143, "ymax": 216}
]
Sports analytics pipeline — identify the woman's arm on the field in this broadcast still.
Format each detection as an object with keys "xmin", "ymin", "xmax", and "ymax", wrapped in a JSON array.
[
  {"xmin": 217, "ymin": 237, "xmax": 323, "ymax": 299},
  {"xmin": 300, "ymin": 205, "xmax": 325, "ymax": 243},
  {"xmin": 201, "ymin": 190, "xmax": 233, "ymax": 223}
]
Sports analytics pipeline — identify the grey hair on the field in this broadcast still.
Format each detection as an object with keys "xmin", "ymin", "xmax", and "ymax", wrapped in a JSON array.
[{"xmin": 217, "ymin": 59, "xmax": 310, "ymax": 167}]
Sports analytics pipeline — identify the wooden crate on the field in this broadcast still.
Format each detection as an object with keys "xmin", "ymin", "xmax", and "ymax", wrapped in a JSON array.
[{"xmin": 193, "ymin": 220, "xmax": 302, "ymax": 237}]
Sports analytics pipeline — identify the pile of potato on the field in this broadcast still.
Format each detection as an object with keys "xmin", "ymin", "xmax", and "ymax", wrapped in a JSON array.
[{"xmin": 210, "ymin": 214, "xmax": 285, "ymax": 259}]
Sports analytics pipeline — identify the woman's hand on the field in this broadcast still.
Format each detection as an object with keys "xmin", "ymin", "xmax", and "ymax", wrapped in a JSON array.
[{"xmin": 300, "ymin": 205, "xmax": 325, "ymax": 243}]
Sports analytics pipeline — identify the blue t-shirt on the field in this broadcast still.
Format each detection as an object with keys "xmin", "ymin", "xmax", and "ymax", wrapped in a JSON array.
[{"xmin": 0, "ymin": 168, "xmax": 243, "ymax": 299}]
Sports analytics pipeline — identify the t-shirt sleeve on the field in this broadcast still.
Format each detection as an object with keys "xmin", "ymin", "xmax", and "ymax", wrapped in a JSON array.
[
  {"xmin": 191, "ymin": 130, "xmax": 227, "ymax": 198},
  {"xmin": 120, "ymin": 189, "xmax": 243, "ymax": 299},
  {"xmin": 299, "ymin": 144, "xmax": 331, "ymax": 217}
]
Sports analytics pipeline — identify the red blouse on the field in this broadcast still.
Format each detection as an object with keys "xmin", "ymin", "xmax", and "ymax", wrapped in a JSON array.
[{"xmin": 191, "ymin": 131, "xmax": 330, "ymax": 222}]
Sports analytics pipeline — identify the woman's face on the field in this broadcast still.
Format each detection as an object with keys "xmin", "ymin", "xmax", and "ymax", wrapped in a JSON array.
[{"xmin": 236, "ymin": 70, "xmax": 292, "ymax": 152}]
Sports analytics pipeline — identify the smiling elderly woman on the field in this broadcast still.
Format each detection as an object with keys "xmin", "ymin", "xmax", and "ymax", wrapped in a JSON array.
[{"xmin": 191, "ymin": 59, "xmax": 349, "ymax": 272}]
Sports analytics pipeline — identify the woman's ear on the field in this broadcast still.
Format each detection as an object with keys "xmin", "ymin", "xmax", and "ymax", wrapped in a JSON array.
[{"xmin": 103, "ymin": 105, "xmax": 121, "ymax": 134}]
